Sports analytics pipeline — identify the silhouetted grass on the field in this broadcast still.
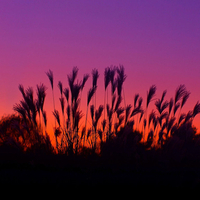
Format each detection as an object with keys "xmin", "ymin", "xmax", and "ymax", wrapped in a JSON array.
[{"xmin": 1, "ymin": 66, "xmax": 200, "ymax": 187}]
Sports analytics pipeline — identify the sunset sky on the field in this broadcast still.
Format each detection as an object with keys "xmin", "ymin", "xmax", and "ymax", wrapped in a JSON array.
[{"xmin": 0, "ymin": 0, "xmax": 200, "ymax": 133}]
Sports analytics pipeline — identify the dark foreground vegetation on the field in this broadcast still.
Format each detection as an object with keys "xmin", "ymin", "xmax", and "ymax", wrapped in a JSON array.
[{"xmin": 1, "ymin": 66, "xmax": 200, "ymax": 187}]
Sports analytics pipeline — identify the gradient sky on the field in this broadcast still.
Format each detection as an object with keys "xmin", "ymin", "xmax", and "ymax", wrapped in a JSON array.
[{"xmin": 1, "ymin": 0, "xmax": 200, "ymax": 132}]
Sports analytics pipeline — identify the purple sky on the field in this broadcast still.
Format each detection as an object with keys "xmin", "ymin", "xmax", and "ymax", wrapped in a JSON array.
[{"xmin": 0, "ymin": 0, "xmax": 200, "ymax": 130}]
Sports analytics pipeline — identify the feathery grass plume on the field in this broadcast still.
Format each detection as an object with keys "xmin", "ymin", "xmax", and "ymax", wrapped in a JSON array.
[
  {"xmin": 92, "ymin": 69, "xmax": 99, "ymax": 119},
  {"xmin": 32, "ymin": 108, "xmax": 38, "ymax": 127},
  {"xmin": 111, "ymin": 79, "xmax": 117, "ymax": 95},
  {"xmin": 93, "ymin": 105, "xmax": 104, "ymax": 149},
  {"xmin": 166, "ymin": 112, "xmax": 169, "ymax": 125},
  {"xmin": 92, "ymin": 68, "xmax": 99, "ymax": 88},
  {"xmin": 107, "ymin": 104, "xmax": 113, "ymax": 122},
  {"xmin": 42, "ymin": 110, "xmax": 47, "ymax": 127},
  {"xmin": 36, "ymin": 99, "xmax": 40, "ymax": 117},
  {"xmin": 177, "ymin": 90, "xmax": 190, "ymax": 125},
  {"xmin": 110, "ymin": 66, "xmax": 116, "ymax": 85},
  {"xmin": 192, "ymin": 101, "xmax": 200, "ymax": 117},
  {"xmin": 71, "ymin": 66, "xmax": 79, "ymax": 84},
  {"xmin": 81, "ymin": 127, "xmax": 86, "ymax": 140},
  {"xmin": 98, "ymin": 130, "xmax": 103, "ymax": 141},
  {"xmin": 114, "ymin": 122, "xmax": 119, "ymax": 133},
  {"xmin": 87, "ymin": 129, "xmax": 91, "ymax": 140},
  {"xmin": 53, "ymin": 110, "xmax": 60, "ymax": 126},
  {"xmin": 54, "ymin": 127, "xmax": 62, "ymax": 137},
  {"xmin": 175, "ymin": 84, "xmax": 186, "ymax": 104},
  {"xmin": 173, "ymin": 103, "xmax": 180, "ymax": 116},
  {"xmin": 184, "ymin": 110, "xmax": 193, "ymax": 124},
  {"xmin": 111, "ymin": 94, "xmax": 116, "ymax": 110},
  {"xmin": 74, "ymin": 110, "xmax": 83, "ymax": 131},
  {"xmin": 54, "ymin": 127, "xmax": 62, "ymax": 151},
  {"xmin": 166, "ymin": 117, "xmax": 176, "ymax": 136},
  {"xmin": 72, "ymin": 99, "xmax": 80, "ymax": 120},
  {"xmin": 72, "ymin": 82, "xmax": 82, "ymax": 103},
  {"xmin": 36, "ymin": 83, "xmax": 47, "ymax": 113},
  {"xmin": 134, "ymin": 93, "xmax": 139, "ymax": 108},
  {"xmin": 139, "ymin": 110, "xmax": 144, "ymax": 123},
  {"xmin": 13, "ymin": 103, "xmax": 26, "ymax": 121},
  {"xmin": 155, "ymin": 93, "xmax": 168, "ymax": 114},
  {"xmin": 116, "ymin": 65, "xmax": 126, "ymax": 97},
  {"xmin": 153, "ymin": 117, "xmax": 158, "ymax": 131},
  {"xmin": 46, "ymin": 70, "xmax": 56, "ymax": 126},
  {"xmin": 81, "ymin": 74, "xmax": 89, "ymax": 90},
  {"xmin": 63, "ymin": 88, "xmax": 69, "ymax": 103},
  {"xmin": 155, "ymin": 99, "xmax": 162, "ymax": 114},
  {"xmin": 106, "ymin": 104, "xmax": 111, "ymax": 118},
  {"xmin": 26, "ymin": 87, "xmax": 34, "ymax": 103},
  {"xmin": 95, "ymin": 105, "xmax": 104, "ymax": 123},
  {"xmin": 117, "ymin": 65, "xmax": 126, "ymax": 84},
  {"xmin": 146, "ymin": 85, "xmax": 156, "ymax": 108},
  {"xmin": 66, "ymin": 119, "xmax": 70, "ymax": 131},
  {"xmin": 178, "ymin": 113, "xmax": 186, "ymax": 125},
  {"xmin": 130, "ymin": 107, "xmax": 142, "ymax": 117},
  {"xmin": 66, "ymin": 104, "xmax": 71, "ymax": 120},
  {"xmin": 101, "ymin": 119, "xmax": 106, "ymax": 132},
  {"xmin": 143, "ymin": 118, "xmax": 147, "ymax": 142},
  {"xmin": 20, "ymin": 100, "xmax": 31, "ymax": 120},
  {"xmin": 114, "ymin": 95, "xmax": 122, "ymax": 112},
  {"xmin": 19, "ymin": 84, "xmax": 25, "ymax": 99},
  {"xmin": 85, "ymin": 86, "xmax": 97, "ymax": 132},
  {"xmin": 46, "ymin": 69, "xmax": 54, "ymax": 89},
  {"xmin": 161, "ymin": 90, "xmax": 167, "ymax": 103},
  {"xmin": 171, "ymin": 123, "xmax": 178, "ymax": 135},
  {"xmin": 148, "ymin": 110, "xmax": 156, "ymax": 128},
  {"xmin": 104, "ymin": 67, "xmax": 111, "ymax": 120},
  {"xmin": 158, "ymin": 130, "xmax": 164, "ymax": 145},
  {"xmin": 181, "ymin": 91, "xmax": 190, "ymax": 108},
  {"xmin": 143, "ymin": 118, "xmax": 147, "ymax": 127},
  {"xmin": 169, "ymin": 98, "xmax": 174, "ymax": 115},
  {"xmin": 125, "ymin": 104, "xmax": 132, "ymax": 125},
  {"xmin": 87, "ymin": 86, "xmax": 97, "ymax": 106},
  {"xmin": 59, "ymin": 97, "xmax": 65, "ymax": 115},
  {"xmin": 90, "ymin": 105, "xmax": 94, "ymax": 121},
  {"xmin": 116, "ymin": 76, "xmax": 122, "ymax": 97},
  {"xmin": 138, "ymin": 97, "xmax": 143, "ymax": 108},
  {"xmin": 147, "ymin": 130, "xmax": 154, "ymax": 141},
  {"xmin": 161, "ymin": 101, "xmax": 169, "ymax": 114},
  {"xmin": 108, "ymin": 121, "xmax": 112, "ymax": 135},
  {"xmin": 25, "ymin": 87, "xmax": 37, "ymax": 125},
  {"xmin": 67, "ymin": 66, "xmax": 79, "ymax": 96},
  {"xmin": 104, "ymin": 67, "xmax": 111, "ymax": 90},
  {"xmin": 161, "ymin": 121, "xmax": 167, "ymax": 132},
  {"xmin": 32, "ymin": 109, "xmax": 37, "ymax": 126},
  {"xmin": 118, "ymin": 116, "xmax": 124, "ymax": 127},
  {"xmin": 45, "ymin": 131, "xmax": 52, "ymax": 151},
  {"xmin": 158, "ymin": 112, "xmax": 168, "ymax": 127},
  {"xmin": 116, "ymin": 107, "xmax": 124, "ymax": 118},
  {"xmin": 58, "ymin": 81, "xmax": 63, "ymax": 96}
]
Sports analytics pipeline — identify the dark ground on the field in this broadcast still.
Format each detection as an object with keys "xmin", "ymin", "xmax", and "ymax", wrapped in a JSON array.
[{"xmin": 1, "ymin": 150, "xmax": 200, "ymax": 188}]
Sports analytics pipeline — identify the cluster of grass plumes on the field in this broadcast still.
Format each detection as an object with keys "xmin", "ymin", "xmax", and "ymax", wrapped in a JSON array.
[
  {"xmin": 8, "ymin": 66, "xmax": 200, "ymax": 158},
  {"xmin": 12, "ymin": 83, "xmax": 53, "ymax": 152}
]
